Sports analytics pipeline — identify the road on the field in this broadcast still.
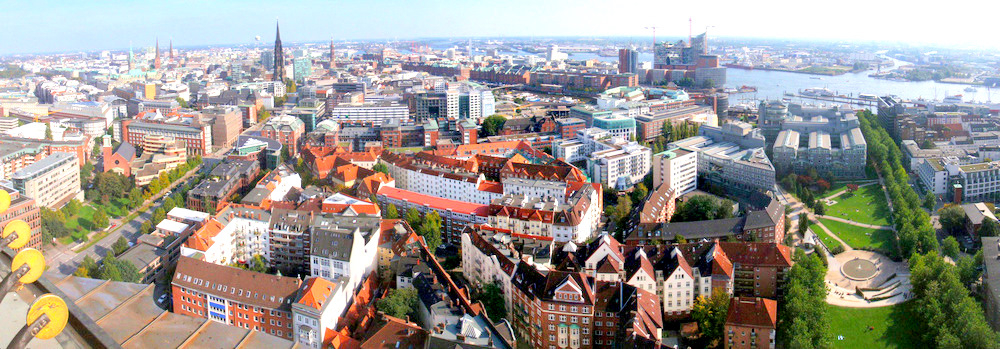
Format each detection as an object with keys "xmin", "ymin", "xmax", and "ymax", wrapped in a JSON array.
[
  {"xmin": 45, "ymin": 114, "xmax": 271, "ymax": 275},
  {"xmin": 46, "ymin": 166, "xmax": 203, "ymax": 274}
]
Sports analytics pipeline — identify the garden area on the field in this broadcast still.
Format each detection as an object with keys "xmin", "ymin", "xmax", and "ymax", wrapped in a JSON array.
[
  {"xmin": 827, "ymin": 303, "xmax": 920, "ymax": 349},
  {"xmin": 822, "ymin": 184, "xmax": 891, "ymax": 226},
  {"xmin": 819, "ymin": 218, "xmax": 898, "ymax": 257},
  {"xmin": 807, "ymin": 221, "xmax": 845, "ymax": 253}
]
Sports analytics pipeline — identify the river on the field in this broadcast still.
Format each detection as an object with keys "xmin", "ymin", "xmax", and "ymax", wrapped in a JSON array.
[{"xmin": 724, "ymin": 68, "xmax": 999, "ymax": 105}]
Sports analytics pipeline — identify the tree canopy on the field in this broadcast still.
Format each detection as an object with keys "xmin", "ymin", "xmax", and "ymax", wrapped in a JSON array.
[
  {"xmin": 481, "ymin": 114, "xmax": 507, "ymax": 137},
  {"xmin": 671, "ymin": 195, "xmax": 734, "ymax": 222},
  {"xmin": 376, "ymin": 288, "xmax": 419, "ymax": 319}
]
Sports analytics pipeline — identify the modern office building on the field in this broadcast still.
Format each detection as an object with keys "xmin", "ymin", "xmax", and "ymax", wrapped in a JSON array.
[
  {"xmin": 619, "ymin": 48, "xmax": 639, "ymax": 74},
  {"xmin": 769, "ymin": 102, "xmax": 867, "ymax": 178},
  {"xmin": 652, "ymin": 148, "xmax": 698, "ymax": 195},
  {"xmin": 413, "ymin": 89, "xmax": 459, "ymax": 121},
  {"xmin": 555, "ymin": 128, "xmax": 651, "ymax": 190},
  {"xmin": 669, "ymin": 122, "xmax": 776, "ymax": 199},
  {"xmin": 11, "ymin": 152, "xmax": 82, "ymax": 209},
  {"xmin": 328, "ymin": 102, "xmax": 409, "ymax": 125},
  {"xmin": 293, "ymin": 57, "xmax": 313, "ymax": 82}
]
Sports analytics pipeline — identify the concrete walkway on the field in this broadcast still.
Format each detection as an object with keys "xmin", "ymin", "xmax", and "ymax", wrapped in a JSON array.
[
  {"xmin": 813, "ymin": 218, "xmax": 853, "ymax": 251},
  {"xmin": 825, "ymin": 250, "xmax": 913, "ymax": 308},
  {"xmin": 818, "ymin": 215, "xmax": 894, "ymax": 230}
]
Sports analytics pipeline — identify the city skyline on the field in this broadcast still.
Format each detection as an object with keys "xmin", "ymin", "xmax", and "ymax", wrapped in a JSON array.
[{"xmin": 2, "ymin": 0, "xmax": 999, "ymax": 55}]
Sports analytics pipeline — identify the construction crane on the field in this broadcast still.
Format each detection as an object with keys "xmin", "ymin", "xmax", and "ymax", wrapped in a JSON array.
[{"xmin": 644, "ymin": 26, "xmax": 659, "ymax": 54}]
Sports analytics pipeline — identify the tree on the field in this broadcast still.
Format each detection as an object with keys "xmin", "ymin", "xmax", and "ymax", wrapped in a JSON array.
[
  {"xmin": 175, "ymin": 97, "xmax": 189, "ymax": 109},
  {"xmin": 938, "ymin": 205, "xmax": 967, "ymax": 235},
  {"xmin": 798, "ymin": 213, "xmax": 810, "ymax": 236},
  {"xmin": 909, "ymin": 251, "xmax": 1000, "ymax": 348},
  {"xmin": 417, "ymin": 211, "xmax": 443, "ymax": 251},
  {"xmin": 385, "ymin": 204, "xmax": 399, "ymax": 219},
  {"xmin": 75, "ymin": 256, "xmax": 98, "ymax": 278},
  {"xmin": 630, "ymin": 183, "xmax": 648, "ymax": 205},
  {"xmin": 979, "ymin": 218, "xmax": 1000, "ymax": 237},
  {"xmin": 477, "ymin": 283, "xmax": 507, "ymax": 322},
  {"xmin": 691, "ymin": 289, "xmax": 730, "ymax": 345},
  {"xmin": 376, "ymin": 288, "xmax": 418, "ymax": 319},
  {"xmin": 674, "ymin": 234, "xmax": 688, "ymax": 244},
  {"xmin": 672, "ymin": 195, "xmax": 729, "ymax": 222},
  {"xmin": 112, "ymin": 236, "xmax": 130, "ymax": 256},
  {"xmin": 372, "ymin": 163, "xmax": 389, "ymax": 175},
  {"xmin": 941, "ymin": 236, "xmax": 960, "ymax": 259},
  {"xmin": 45, "ymin": 122, "xmax": 52, "ymax": 140},
  {"xmin": 481, "ymin": 114, "xmax": 507, "ymax": 137},
  {"xmin": 249, "ymin": 255, "xmax": 268, "ymax": 273},
  {"xmin": 140, "ymin": 221, "xmax": 152, "ymax": 234},
  {"xmin": 152, "ymin": 207, "xmax": 166, "ymax": 226},
  {"xmin": 922, "ymin": 193, "xmax": 936, "ymax": 211},
  {"xmin": 815, "ymin": 179, "xmax": 831, "ymax": 192},
  {"xmin": 257, "ymin": 108, "xmax": 271, "ymax": 123},
  {"xmin": 701, "ymin": 78, "xmax": 716, "ymax": 89},
  {"xmin": 404, "ymin": 208, "xmax": 421, "ymax": 226},
  {"xmin": 92, "ymin": 210, "xmax": 109, "ymax": 230},
  {"xmin": 813, "ymin": 203, "xmax": 826, "ymax": 216},
  {"xmin": 778, "ymin": 250, "xmax": 830, "ymax": 348}
]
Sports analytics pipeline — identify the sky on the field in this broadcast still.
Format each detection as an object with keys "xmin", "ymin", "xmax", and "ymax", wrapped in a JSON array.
[{"xmin": 2, "ymin": 0, "xmax": 999, "ymax": 55}]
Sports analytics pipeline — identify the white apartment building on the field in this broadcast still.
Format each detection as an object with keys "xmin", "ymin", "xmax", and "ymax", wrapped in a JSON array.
[
  {"xmin": 488, "ymin": 183, "xmax": 601, "ymax": 243},
  {"xmin": 918, "ymin": 157, "xmax": 1000, "ymax": 202},
  {"xmin": 11, "ymin": 152, "xmax": 82, "ymax": 209},
  {"xmin": 461, "ymin": 226, "xmax": 517, "ymax": 318},
  {"xmin": 328, "ymin": 102, "xmax": 409, "ymax": 125},
  {"xmin": 652, "ymin": 148, "xmax": 698, "ymax": 195},
  {"xmin": 501, "ymin": 177, "xmax": 567, "ymax": 203},
  {"xmin": 380, "ymin": 155, "xmax": 502, "ymax": 205},
  {"xmin": 555, "ymin": 127, "xmax": 651, "ymax": 190},
  {"xmin": 292, "ymin": 277, "xmax": 351, "ymax": 349},
  {"xmin": 588, "ymin": 141, "xmax": 652, "ymax": 191},
  {"xmin": 308, "ymin": 213, "xmax": 382, "ymax": 293}
]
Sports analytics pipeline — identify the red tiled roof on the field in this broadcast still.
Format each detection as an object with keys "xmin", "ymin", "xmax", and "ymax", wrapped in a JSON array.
[
  {"xmin": 184, "ymin": 218, "xmax": 224, "ymax": 251},
  {"xmin": 376, "ymin": 186, "xmax": 489, "ymax": 216},
  {"xmin": 725, "ymin": 297, "xmax": 778, "ymax": 329},
  {"xmin": 718, "ymin": 242, "xmax": 793, "ymax": 267},
  {"xmin": 297, "ymin": 277, "xmax": 338, "ymax": 310}
]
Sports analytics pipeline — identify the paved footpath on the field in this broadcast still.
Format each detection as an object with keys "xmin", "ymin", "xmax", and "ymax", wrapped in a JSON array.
[
  {"xmin": 818, "ymin": 215, "xmax": 894, "ymax": 230},
  {"xmin": 813, "ymin": 217, "xmax": 853, "ymax": 251}
]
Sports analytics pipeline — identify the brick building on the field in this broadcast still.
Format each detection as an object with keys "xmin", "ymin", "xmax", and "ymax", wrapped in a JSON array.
[
  {"xmin": 0, "ymin": 184, "xmax": 42, "ymax": 252},
  {"xmin": 724, "ymin": 297, "xmax": 777, "ymax": 349},
  {"xmin": 171, "ymin": 256, "xmax": 301, "ymax": 340}
]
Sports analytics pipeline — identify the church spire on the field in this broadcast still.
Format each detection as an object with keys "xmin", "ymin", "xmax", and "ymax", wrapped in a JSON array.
[
  {"xmin": 169, "ymin": 39, "xmax": 173, "ymax": 60},
  {"xmin": 154, "ymin": 38, "xmax": 161, "ymax": 70},
  {"xmin": 273, "ymin": 20, "xmax": 285, "ymax": 82}
]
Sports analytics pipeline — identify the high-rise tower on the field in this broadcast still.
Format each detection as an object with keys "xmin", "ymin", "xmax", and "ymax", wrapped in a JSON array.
[
  {"xmin": 273, "ymin": 21, "xmax": 285, "ymax": 82},
  {"xmin": 154, "ymin": 38, "xmax": 161, "ymax": 70},
  {"xmin": 169, "ymin": 39, "xmax": 174, "ymax": 60}
]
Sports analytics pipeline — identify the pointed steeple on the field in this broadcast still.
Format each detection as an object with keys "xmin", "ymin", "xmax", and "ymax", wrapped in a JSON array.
[
  {"xmin": 154, "ymin": 38, "xmax": 161, "ymax": 70},
  {"xmin": 273, "ymin": 20, "xmax": 285, "ymax": 82}
]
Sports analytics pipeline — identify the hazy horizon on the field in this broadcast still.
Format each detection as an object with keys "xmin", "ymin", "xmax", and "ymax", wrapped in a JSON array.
[{"xmin": 3, "ymin": 0, "xmax": 998, "ymax": 55}]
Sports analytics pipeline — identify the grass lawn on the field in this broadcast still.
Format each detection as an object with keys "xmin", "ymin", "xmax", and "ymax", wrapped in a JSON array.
[
  {"xmin": 808, "ymin": 222, "xmax": 845, "ymax": 252},
  {"xmin": 93, "ymin": 198, "xmax": 130, "ymax": 218},
  {"xmin": 827, "ymin": 303, "xmax": 921, "ymax": 349},
  {"xmin": 819, "ymin": 218, "xmax": 898, "ymax": 258},
  {"xmin": 823, "ymin": 185, "xmax": 891, "ymax": 226}
]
